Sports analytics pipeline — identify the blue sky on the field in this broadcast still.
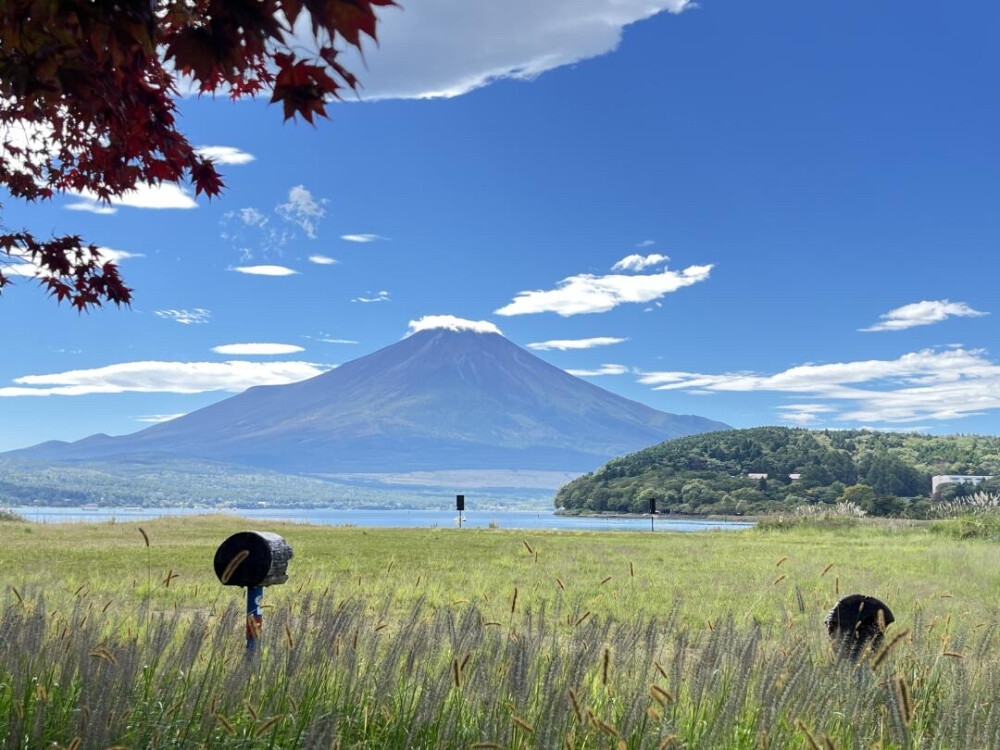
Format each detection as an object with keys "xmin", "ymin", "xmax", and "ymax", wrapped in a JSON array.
[{"xmin": 2, "ymin": 0, "xmax": 999, "ymax": 452}]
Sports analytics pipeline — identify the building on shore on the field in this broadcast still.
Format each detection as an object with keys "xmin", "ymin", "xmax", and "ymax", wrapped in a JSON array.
[{"xmin": 932, "ymin": 475, "xmax": 994, "ymax": 495}]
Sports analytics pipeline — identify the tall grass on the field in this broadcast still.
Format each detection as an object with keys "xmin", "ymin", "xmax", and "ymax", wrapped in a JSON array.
[
  {"xmin": 3, "ymin": 517, "xmax": 999, "ymax": 748},
  {"xmin": 2, "ymin": 584, "xmax": 999, "ymax": 748},
  {"xmin": 932, "ymin": 492, "xmax": 1000, "ymax": 540}
]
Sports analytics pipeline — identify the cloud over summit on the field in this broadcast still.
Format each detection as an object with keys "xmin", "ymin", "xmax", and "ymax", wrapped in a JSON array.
[{"xmin": 407, "ymin": 315, "xmax": 502, "ymax": 336}]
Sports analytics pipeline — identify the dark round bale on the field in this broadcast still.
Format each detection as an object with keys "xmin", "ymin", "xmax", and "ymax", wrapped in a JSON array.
[
  {"xmin": 825, "ymin": 594, "xmax": 894, "ymax": 660},
  {"xmin": 214, "ymin": 531, "xmax": 293, "ymax": 587}
]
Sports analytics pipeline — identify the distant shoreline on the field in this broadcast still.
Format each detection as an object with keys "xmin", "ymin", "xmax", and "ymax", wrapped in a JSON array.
[{"xmin": 554, "ymin": 509, "xmax": 756, "ymax": 522}]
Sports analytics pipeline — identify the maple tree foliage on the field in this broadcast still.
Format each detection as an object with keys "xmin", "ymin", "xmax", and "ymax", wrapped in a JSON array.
[{"xmin": 0, "ymin": 0, "xmax": 392, "ymax": 311}]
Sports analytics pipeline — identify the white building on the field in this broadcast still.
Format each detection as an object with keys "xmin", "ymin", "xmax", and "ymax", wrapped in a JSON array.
[{"xmin": 932, "ymin": 475, "xmax": 993, "ymax": 494}]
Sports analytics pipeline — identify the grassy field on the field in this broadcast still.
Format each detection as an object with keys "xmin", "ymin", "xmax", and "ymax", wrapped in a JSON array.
[{"xmin": 2, "ymin": 515, "xmax": 999, "ymax": 748}]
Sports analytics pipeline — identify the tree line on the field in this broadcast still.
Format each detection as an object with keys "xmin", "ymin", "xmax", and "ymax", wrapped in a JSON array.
[{"xmin": 555, "ymin": 427, "xmax": 1000, "ymax": 518}]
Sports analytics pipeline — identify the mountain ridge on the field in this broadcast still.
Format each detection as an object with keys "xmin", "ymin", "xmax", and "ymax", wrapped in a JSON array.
[{"xmin": 7, "ymin": 328, "xmax": 728, "ymax": 474}]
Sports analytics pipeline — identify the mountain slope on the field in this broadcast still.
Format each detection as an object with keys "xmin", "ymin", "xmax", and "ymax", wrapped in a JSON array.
[{"xmin": 9, "ymin": 329, "xmax": 728, "ymax": 473}]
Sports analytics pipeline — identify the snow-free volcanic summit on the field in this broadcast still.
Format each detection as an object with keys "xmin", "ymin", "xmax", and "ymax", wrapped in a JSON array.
[{"xmin": 10, "ymin": 319, "xmax": 728, "ymax": 475}]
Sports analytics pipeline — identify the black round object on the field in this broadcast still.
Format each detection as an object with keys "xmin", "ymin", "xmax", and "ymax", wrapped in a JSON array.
[
  {"xmin": 213, "ymin": 531, "xmax": 293, "ymax": 587},
  {"xmin": 825, "ymin": 594, "xmax": 894, "ymax": 660}
]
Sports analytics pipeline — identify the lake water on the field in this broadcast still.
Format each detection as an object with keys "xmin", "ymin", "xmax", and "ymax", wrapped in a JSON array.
[{"xmin": 6, "ymin": 506, "xmax": 754, "ymax": 533}]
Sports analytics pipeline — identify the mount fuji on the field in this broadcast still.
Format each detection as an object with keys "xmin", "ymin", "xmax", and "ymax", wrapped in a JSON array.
[{"xmin": 8, "ymin": 323, "xmax": 728, "ymax": 477}]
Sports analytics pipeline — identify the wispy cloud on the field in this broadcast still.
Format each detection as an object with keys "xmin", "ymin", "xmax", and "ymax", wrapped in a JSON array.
[
  {"xmin": 527, "ymin": 336, "xmax": 626, "ymax": 351},
  {"xmin": 235, "ymin": 208, "xmax": 268, "ymax": 227},
  {"xmin": 352, "ymin": 290, "xmax": 390, "ymax": 303},
  {"xmin": 220, "ymin": 206, "xmax": 291, "ymax": 259},
  {"xmin": 308, "ymin": 255, "xmax": 339, "ymax": 265},
  {"xmin": 639, "ymin": 347, "xmax": 1000, "ymax": 424},
  {"xmin": 232, "ymin": 265, "xmax": 298, "ymax": 276},
  {"xmin": 495, "ymin": 262, "xmax": 712, "ymax": 316},
  {"xmin": 635, "ymin": 240, "xmax": 656, "ymax": 248},
  {"xmin": 211, "ymin": 343, "xmax": 306, "ymax": 355},
  {"xmin": 136, "ymin": 413, "xmax": 187, "ymax": 424},
  {"xmin": 154, "ymin": 309, "xmax": 211, "ymax": 325},
  {"xmin": 0, "ymin": 360, "xmax": 328, "ymax": 397},
  {"xmin": 277, "ymin": 185, "xmax": 327, "ymax": 239},
  {"xmin": 611, "ymin": 253, "xmax": 670, "ymax": 272},
  {"xmin": 566, "ymin": 364, "xmax": 629, "ymax": 377},
  {"xmin": 860, "ymin": 300, "xmax": 988, "ymax": 332},
  {"xmin": 195, "ymin": 146, "xmax": 255, "ymax": 165},
  {"xmin": 341, "ymin": 234, "xmax": 388, "ymax": 243},
  {"xmin": 319, "ymin": 338, "xmax": 359, "ymax": 345},
  {"xmin": 407, "ymin": 315, "xmax": 502, "ymax": 336}
]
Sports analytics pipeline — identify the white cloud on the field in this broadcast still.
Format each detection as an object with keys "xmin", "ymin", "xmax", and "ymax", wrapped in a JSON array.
[
  {"xmin": 407, "ymin": 315, "xmax": 502, "ymax": 336},
  {"xmin": 3, "ymin": 263, "xmax": 42, "ymax": 277},
  {"xmin": 527, "ymin": 336, "xmax": 626, "ymax": 351},
  {"xmin": 136, "ymin": 413, "xmax": 187, "ymax": 424},
  {"xmin": 860, "ymin": 300, "xmax": 988, "ymax": 332},
  {"xmin": 611, "ymin": 253, "xmax": 670, "ymax": 272},
  {"xmin": 277, "ymin": 185, "xmax": 326, "ymax": 239},
  {"xmin": 308, "ymin": 255, "xmax": 339, "ymax": 265},
  {"xmin": 776, "ymin": 403, "xmax": 836, "ymax": 426},
  {"xmin": 195, "ymin": 146, "xmax": 255, "ymax": 165},
  {"xmin": 4, "ymin": 246, "xmax": 140, "ymax": 279},
  {"xmin": 65, "ymin": 201, "xmax": 116, "ymax": 215},
  {"xmin": 66, "ymin": 183, "xmax": 198, "ymax": 213},
  {"xmin": 341, "ymin": 233, "xmax": 387, "ymax": 243},
  {"xmin": 566, "ymin": 364, "xmax": 629, "ymax": 377},
  {"xmin": 154, "ymin": 308, "xmax": 211, "ymax": 325},
  {"xmin": 340, "ymin": 0, "xmax": 695, "ymax": 100},
  {"xmin": 235, "ymin": 207, "xmax": 268, "ymax": 227},
  {"xmin": 232, "ymin": 265, "xmax": 299, "ymax": 276},
  {"xmin": 639, "ymin": 347, "xmax": 1000, "ymax": 424},
  {"xmin": 0, "ymin": 360, "xmax": 328, "ymax": 397},
  {"xmin": 319, "ymin": 338, "xmax": 359, "ymax": 344},
  {"xmin": 211, "ymin": 343, "xmax": 306, "ymax": 355},
  {"xmin": 636, "ymin": 240, "xmax": 656, "ymax": 248},
  {"xmin": 352, "ymin": 290, "xmax": 391, "ymax": 303},
  {"xmin": 495, "ymin": 263, "xmax": 712, "ymax": 316}
]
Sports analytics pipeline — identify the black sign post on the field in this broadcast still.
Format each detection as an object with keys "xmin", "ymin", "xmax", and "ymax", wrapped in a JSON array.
[
  {"xmin": 649, "ymin": 497, "xmax": 657, "ymax": 531},
  {"xmin": 456, "ymin": 494, "xmax": 465, "ymax": 528},
  {"xmin": 214, "ymin": 531, "xmax": 294, "ymax": 655},
  {"xmin": 825, "ymin": 594, "xmax": 895, "ymax": 662}
]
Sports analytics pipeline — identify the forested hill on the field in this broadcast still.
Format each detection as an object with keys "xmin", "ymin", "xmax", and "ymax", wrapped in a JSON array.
[{"xmin": 555, "ymin": 427, "xmax": 1000, "ymax": 517}]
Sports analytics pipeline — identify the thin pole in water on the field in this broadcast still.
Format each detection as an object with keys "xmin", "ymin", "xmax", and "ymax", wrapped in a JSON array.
[{"xmin": 246, "ymin": 585, "xmax": 263, "ymax": 654}]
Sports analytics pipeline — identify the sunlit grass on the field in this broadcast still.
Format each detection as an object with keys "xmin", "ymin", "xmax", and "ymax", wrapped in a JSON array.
[{"xmin": 2, "ymin": 516, "xmax": 999, "ymax": 747}]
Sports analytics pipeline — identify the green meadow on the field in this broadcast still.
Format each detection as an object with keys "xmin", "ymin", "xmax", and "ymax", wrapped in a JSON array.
[{"xmin": 2, "ymin": 515, "xmax": 999, "ymax": 748}]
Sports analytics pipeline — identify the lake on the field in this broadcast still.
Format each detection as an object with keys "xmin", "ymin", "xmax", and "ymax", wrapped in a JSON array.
[{"xmin": 6, "ymin": 506, "xmax": 754, "ymax": 532}]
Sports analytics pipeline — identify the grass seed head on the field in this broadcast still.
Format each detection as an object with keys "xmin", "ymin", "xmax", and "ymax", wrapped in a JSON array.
[
  {"xmin": 894, "ymin": 676, "xmax": 913, "ymax": 725},
  {"xmin": 568, "ymin": 688, "xmax": 583, "ymax": 723},
  {"xmin": 512, "ymin": 715, "xmax": 534, "ymax": 733},
  {"xmin": 795, "ymin": 719, "xmax": 821, "ymax": 750}
]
